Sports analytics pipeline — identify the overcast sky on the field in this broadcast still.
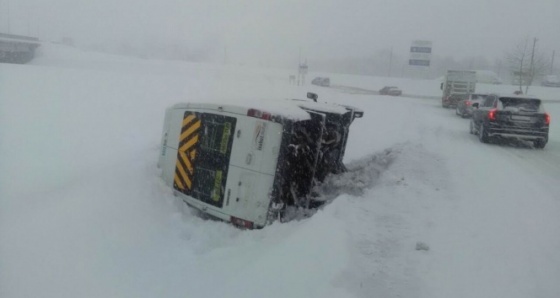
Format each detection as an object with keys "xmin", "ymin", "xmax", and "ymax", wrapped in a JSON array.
[{"xmin": 2, "ymin": 0, "xmax": 559, "ymax": 64}]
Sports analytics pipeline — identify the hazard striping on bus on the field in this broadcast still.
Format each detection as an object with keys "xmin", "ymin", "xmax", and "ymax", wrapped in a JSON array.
[{"xmin": 174, "ymin": 112, "xmax": 200, "ymax": 191}]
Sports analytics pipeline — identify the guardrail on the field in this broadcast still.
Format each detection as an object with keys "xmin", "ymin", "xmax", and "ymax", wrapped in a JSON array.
[
  {"xmin": 0, "ymin": 32, "xmax": 40, "ymax": 43},
  {"xmin": 0, "ymin": 32, "xmax": 40, "ymax": 64}
]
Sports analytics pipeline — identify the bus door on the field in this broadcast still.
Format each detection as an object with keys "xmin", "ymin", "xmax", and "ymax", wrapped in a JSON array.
[{"xmin": 173, "ymin": 111, "xmax": 237, "ymax": 209}]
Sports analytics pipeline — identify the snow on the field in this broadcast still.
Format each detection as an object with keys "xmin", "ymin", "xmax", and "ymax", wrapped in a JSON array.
[{"xmin": 2, "ymin": 44, "xmax": 560, "ymax": 298}]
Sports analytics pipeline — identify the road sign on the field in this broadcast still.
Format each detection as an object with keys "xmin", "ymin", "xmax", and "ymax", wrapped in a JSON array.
[
  {"xmin": 299, "ymin": 63, "xmax": 308, "ymax": 74},
  {"xmin": 298, "ymin": 63, "xmax": 308, "ymax": 85},
  {"xmin": 409, "ymin": 40, "xmax": 432, "ymax": 67},
  {"xmin": 410, "ymin": 46, "xmax": 432, "ymax": 53}
]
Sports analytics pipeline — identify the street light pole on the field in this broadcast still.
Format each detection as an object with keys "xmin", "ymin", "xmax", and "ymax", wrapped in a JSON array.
[
  {"xmin": 551, "ymin": 50, "xmax": 555, "ymax": 75},
  {"xmin": 527, "ymin": 37, "xmax": 538, "ymax": 94},
  {"xmin": 388, "ymin": 46, "xmax": 393, "ymax": 77},
  {"xmin": 6, "ymin": 0, "xmax": 11, "ymax": 33}
]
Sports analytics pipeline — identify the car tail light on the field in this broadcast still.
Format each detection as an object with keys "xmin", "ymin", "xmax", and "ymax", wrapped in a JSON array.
[
  {"xmin": 465, "ymin": 100, "xmax": 472, "ymax": 106},
  {"xmin": 247, "ymin": 108, "xmax": 272, "ymax": 121},
  {"xmin": 544, "ymin": 113, "xmax": 551, "ymax": 125},
  {"xmin": 230, "ymin": 216, "xmax": 254, "ymax": 229},
  {"xmin": 488, "ymin": 109, "xmax": 497, "ymax": 121}
]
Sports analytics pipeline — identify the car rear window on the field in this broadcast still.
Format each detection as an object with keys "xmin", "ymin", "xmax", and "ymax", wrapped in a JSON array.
[
  {"xmin": 471, "ymin": 94, "xmax": 487, "ymax": 100},
  {"xmin": 500, "ymin": 97, "xmax": 541, "ymax": 111}
]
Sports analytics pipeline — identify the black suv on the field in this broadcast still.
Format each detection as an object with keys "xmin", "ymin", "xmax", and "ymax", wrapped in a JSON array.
[{"xmin": 470, "ymin": 94, "xmax": 550, "ymax": 148}]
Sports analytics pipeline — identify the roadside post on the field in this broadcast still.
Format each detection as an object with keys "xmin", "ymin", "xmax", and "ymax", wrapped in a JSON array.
[{"xmin": 298, "ymin": 62, "xmax": 308, "ymax": 86}]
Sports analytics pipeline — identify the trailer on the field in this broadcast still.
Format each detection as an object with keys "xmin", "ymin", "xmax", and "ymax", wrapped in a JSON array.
[{"xmin": 440, "ymin": 70, "xmax": 477, "ymax": 108}]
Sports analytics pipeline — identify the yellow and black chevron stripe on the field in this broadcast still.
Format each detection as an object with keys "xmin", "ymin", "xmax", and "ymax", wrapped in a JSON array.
[{"xmin": 174, "ymin": 112, "xmax": 201, "ymax": 192}]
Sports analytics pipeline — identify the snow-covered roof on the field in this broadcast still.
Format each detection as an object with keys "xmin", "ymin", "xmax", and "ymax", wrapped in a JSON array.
[
  {"xmin": 169, "ymin": 97, "xmax": 312, "ymax": 121},
  {"xmin": 288, "ymin": 98, "xmax": 350, "ymax": 115},
  {"xmin": 168, "ymin": 95, "xmax": 353, "ymax": 122},
  {"xmin": 495, "ymin": 94, "xmax": 541, "ymax": 100}
]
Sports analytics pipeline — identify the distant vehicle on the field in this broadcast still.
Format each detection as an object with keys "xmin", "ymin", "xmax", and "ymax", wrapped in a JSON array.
[
  {"xmin": 511, "ymin": 71, "xmax": 532, "ymax": 86},
  {"xmin": 379, "ymin": 86, "xmax": 402, "ymax": 96},
  {"xmin": 541, "ymin": 75, "xmax": 560, "ymax": 87},
  {"xmin": 470, "ymin": 94, "xmax": 550, "ymax": 148},
  {"xmin": 441, "ymin": 70, "xmax": 477, "ymax": 108},
  {"xmin": 474, "ymin": 70, "xmax": 503, "ymax": 84},
  {"xmin": 455, "ymin": 93, "xmax": 488, "ymax": 118},
  {"xmin": 158, "ymin": 93, "xmax": 363, "ymax": 229},
  {"xmin": 311, "ymin": 77, "xmax": 330, "ymax": 87}
]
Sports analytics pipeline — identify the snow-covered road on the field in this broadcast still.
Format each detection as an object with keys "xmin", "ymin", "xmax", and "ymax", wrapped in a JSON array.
[{"xmin": 1, "ymin": 45, "xmax": 559, "ymax": 298}]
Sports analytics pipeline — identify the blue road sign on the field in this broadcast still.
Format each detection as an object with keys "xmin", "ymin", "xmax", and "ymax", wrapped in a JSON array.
[{"xmin": 410, "ymin": 47, "xmax": 432, "ymax": 53}]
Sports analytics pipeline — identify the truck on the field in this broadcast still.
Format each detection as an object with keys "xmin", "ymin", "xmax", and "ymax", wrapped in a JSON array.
[
  {"xmin": 158, "ymin": 93, "xmax": 363, "ymax": 229},
  {"xmin": 440, "ymin": 70, "xmax": 477, "ymax": 108}
]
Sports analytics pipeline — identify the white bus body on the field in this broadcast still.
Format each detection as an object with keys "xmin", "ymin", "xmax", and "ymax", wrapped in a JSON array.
[{"xmin": 158, "ymin": 97, "xmax": 363, "ymax": 228}]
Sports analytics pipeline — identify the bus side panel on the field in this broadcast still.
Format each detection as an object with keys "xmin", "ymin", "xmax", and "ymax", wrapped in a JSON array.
[
  {"xmin": 161, "ymin": 148, "xmax": 178, "ymax": 188},
  {"xmin": 166, "ymin": 108, "xmax": 187, "ymax": 150},
  {"xmin": 157, "ymin": 107, "xmax": 172, "ymax": 169},
  {"xmin": 222, "ymin": 166, "xmax": 274, "ymax": 227},
  {"xmin": 160, "ymin": 108, "xmax": 188, "ymax": 187},
  {"xmin": 257, "ymin": 121, "xmax": 283, "ymax": 175},
  {"xmin": 228, "ymin": 117, "xmax": 283, "ymax": 176},
  {"xmin": 173, "ymin": 165, "xmax": 273, "ymax": 228}
]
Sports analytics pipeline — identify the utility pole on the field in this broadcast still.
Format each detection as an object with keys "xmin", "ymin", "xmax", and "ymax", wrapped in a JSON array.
[
  {"xmin": 551, "ymin": 50, "xmax": 555, "ymax": 75},
  {"xmin": 388, "ymin": 46, "xmax": 393, "ymax": 77},
  {"xmin": 527, "ymin": 37, "xmax": 537, "ymax": 94},
  {"xmin": 297, "ymin": 47, "xmax": 303, "ymax": 86},
  {"xmin": 495, "ymin": 59, "xmax": 502, "ymax": 78},
  {"xmin": 6, "ymin": 0, "xmax": 11, "ymax": 33},
  {"xmin": 27, "ymin": 7, "xmax": 31, "ymax": 36}
]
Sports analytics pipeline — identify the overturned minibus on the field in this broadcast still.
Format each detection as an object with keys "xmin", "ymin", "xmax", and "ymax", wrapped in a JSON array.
[{"xmin": 158, "ymin": 93, "xmax": 363, "ymax": 228}]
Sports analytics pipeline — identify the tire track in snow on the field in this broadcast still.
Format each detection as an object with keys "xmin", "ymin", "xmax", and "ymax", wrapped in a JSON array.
[{"xmin": 330, "ymin": 143, "xmax": 454, "ymax": 298}]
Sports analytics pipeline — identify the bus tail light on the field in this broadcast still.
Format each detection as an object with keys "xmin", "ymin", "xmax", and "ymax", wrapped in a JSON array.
[
  {"xmin": 231, "ymin": 216, "xmax": 254, "ymax": 229},
  {"xmin": 248, "ymin": 109, "xmax": 272, "ymax": 121}
]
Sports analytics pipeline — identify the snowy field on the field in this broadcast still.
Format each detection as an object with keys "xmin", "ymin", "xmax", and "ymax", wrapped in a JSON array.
[{"xmin": 1, "ymin": 45, "xmax": 560, "ymax": 298}]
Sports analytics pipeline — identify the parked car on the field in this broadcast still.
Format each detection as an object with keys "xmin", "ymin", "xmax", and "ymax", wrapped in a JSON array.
[
  {"xmin": 455, "ymin": 93, "xmax": 488, "ymax": 118},
  {"xmin": 470, "ymin": 94, "xmax": 550, "ymax": 148},
  {"xmin": 311, "ymin": 77, "xmax": 330, "ymax": 87},
  {"xmin": 541, "ymin": 75, "xmax": 560, "ymax": 87},
  {"xmin": 379, "ymin": 86, "xmax": 402, "ymax": 96}
]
